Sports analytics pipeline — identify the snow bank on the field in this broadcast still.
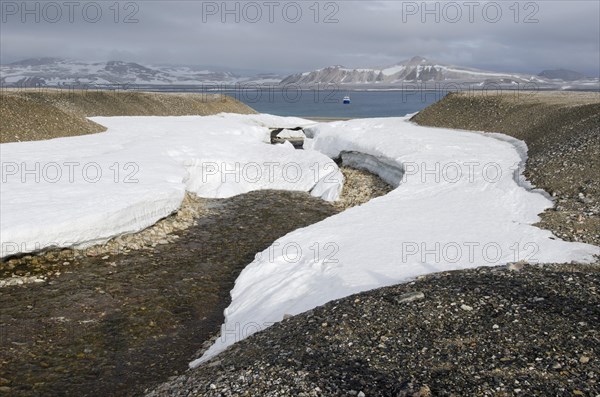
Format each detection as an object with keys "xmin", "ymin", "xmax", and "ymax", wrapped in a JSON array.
[
  {"xmin": 339, "ymin": 151, "xmax": 405, "ymax": 187},
  {"xmin": 194, "ymin": 116, "xmax": 599, "ymax": 367},
  {"xmin": 0, "ymin": 114, "xmax": 341, "ymax": 257},
  {"xmin": 276, "ymin": 129, "xmax": 306, "ymax": 139}
]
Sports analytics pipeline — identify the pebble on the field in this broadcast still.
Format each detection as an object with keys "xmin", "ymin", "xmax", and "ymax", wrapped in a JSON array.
[
  {"xmin": 507, "ymin": 261, "xmax": 526, "ymax": 272},
  {"xmin": 334, "ymin": 167, "xmax": 393, "ymax": 211},
  {"xmin": 395, "ymin": 291, "xmax": 425, "ymax": 304}
]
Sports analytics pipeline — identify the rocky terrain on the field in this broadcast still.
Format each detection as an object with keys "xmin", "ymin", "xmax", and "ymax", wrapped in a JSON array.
[
  {"xmin": 333, "ymin": 167, "xmax": 393, "ymax": 210},
  {"xmin": 148, "ymin": 263, "xmax": 600, "ymax": 397},
  {"xmin": 538, "ymin": 69, "xmax": 588, "ymax": 81},
  {"xmin": 0, "ymin": 89, "xmax": 255, "ymax": 143},
  {"xmin": 0, "ymin": 190, "xmax": 340, "ymax": 397}
]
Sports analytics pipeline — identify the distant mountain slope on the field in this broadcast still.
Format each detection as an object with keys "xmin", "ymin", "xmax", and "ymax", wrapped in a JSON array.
[
  {"xmin": 2, "ymin": 56, "xmax": 597, "ymax": 89},
  {"xmin": 538, "ymin": 69, "xmax": 587, "ymax": 81},
  {"xmin": 282, "ymin": 56, "xmax": 546, "ymax": 85},
  {"xmin": 281, "ymin": 56, "xmax": 599, "ymax": 89},
  {"xmin": 0, "ymin": 58, "xmax": 282, "ymax": 86}
]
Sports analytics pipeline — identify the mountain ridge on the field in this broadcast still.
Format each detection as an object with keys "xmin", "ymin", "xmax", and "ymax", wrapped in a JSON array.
[
  {"xmin": 0, "ymin": 57, "xmax": 282, "ymax": 87},
  {"xmin": 1, "ymin": 56, "xmax": 597, "ymax": 88},
  {"xmin": 538, "ymin": 69, "xmax": 589, "ymax": 81},
  {"xmin": 282, "ymin": 56, "xmax": 566, "ymax": 85}
]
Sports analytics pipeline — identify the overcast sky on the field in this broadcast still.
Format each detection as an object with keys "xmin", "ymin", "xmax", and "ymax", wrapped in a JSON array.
[{"xmin": 1, "ymin": 1, "xmax": 599, "ymax": 76}]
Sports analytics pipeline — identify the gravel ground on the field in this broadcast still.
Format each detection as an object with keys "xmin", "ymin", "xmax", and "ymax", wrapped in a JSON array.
[
  {"xmin": 0, "ymin": 89, "xmax": 255, "ymax": 143},
  {"xmin": 148, "ymin": 263, "xmax": 600, "ymax": 397}
]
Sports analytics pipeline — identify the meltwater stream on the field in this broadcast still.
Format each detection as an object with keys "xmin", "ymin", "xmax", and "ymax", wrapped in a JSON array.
[{"xmin": 0, "ymin": 191, "xmax": 339, "ymax": 397}]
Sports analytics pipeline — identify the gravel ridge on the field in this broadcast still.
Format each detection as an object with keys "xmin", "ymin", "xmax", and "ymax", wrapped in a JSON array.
[{"xmin": 0, "ymin": 89, "xmax": 255, "ymax": 143}]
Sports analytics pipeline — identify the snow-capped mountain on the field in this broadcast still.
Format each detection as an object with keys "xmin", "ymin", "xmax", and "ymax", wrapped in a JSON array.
[
  {"xmin": 0, "ymin": 58, "xmax": 283, "ymax": 86},
  {"xmin": 2, "ymin": 56, "xmax": 597, "ymax": 89},
  {"xmin": 281, "ymin": 56, "xmax": 597, "ymax": 87},
  {"xmin": 538, "ymin": 69, "xmax": 588, "ymax": 81}
]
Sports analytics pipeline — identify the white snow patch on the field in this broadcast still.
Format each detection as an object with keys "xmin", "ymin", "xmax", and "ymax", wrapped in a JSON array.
[
  {"xmin": 193, "ymin": 116, "xmax": 599, "ymax": 367},
  {"xmin": 0, "ymin": 114, "xmax": 341, "ymax": 257},
  {"xmin": 276, "ymin": 129, "xmax": 306, "ymax": 139}
]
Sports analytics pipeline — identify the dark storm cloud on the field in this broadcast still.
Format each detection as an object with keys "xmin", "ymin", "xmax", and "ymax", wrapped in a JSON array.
[{"xmin": 0, "ymin": 0, "xmax": 598, "ymax": 76}]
